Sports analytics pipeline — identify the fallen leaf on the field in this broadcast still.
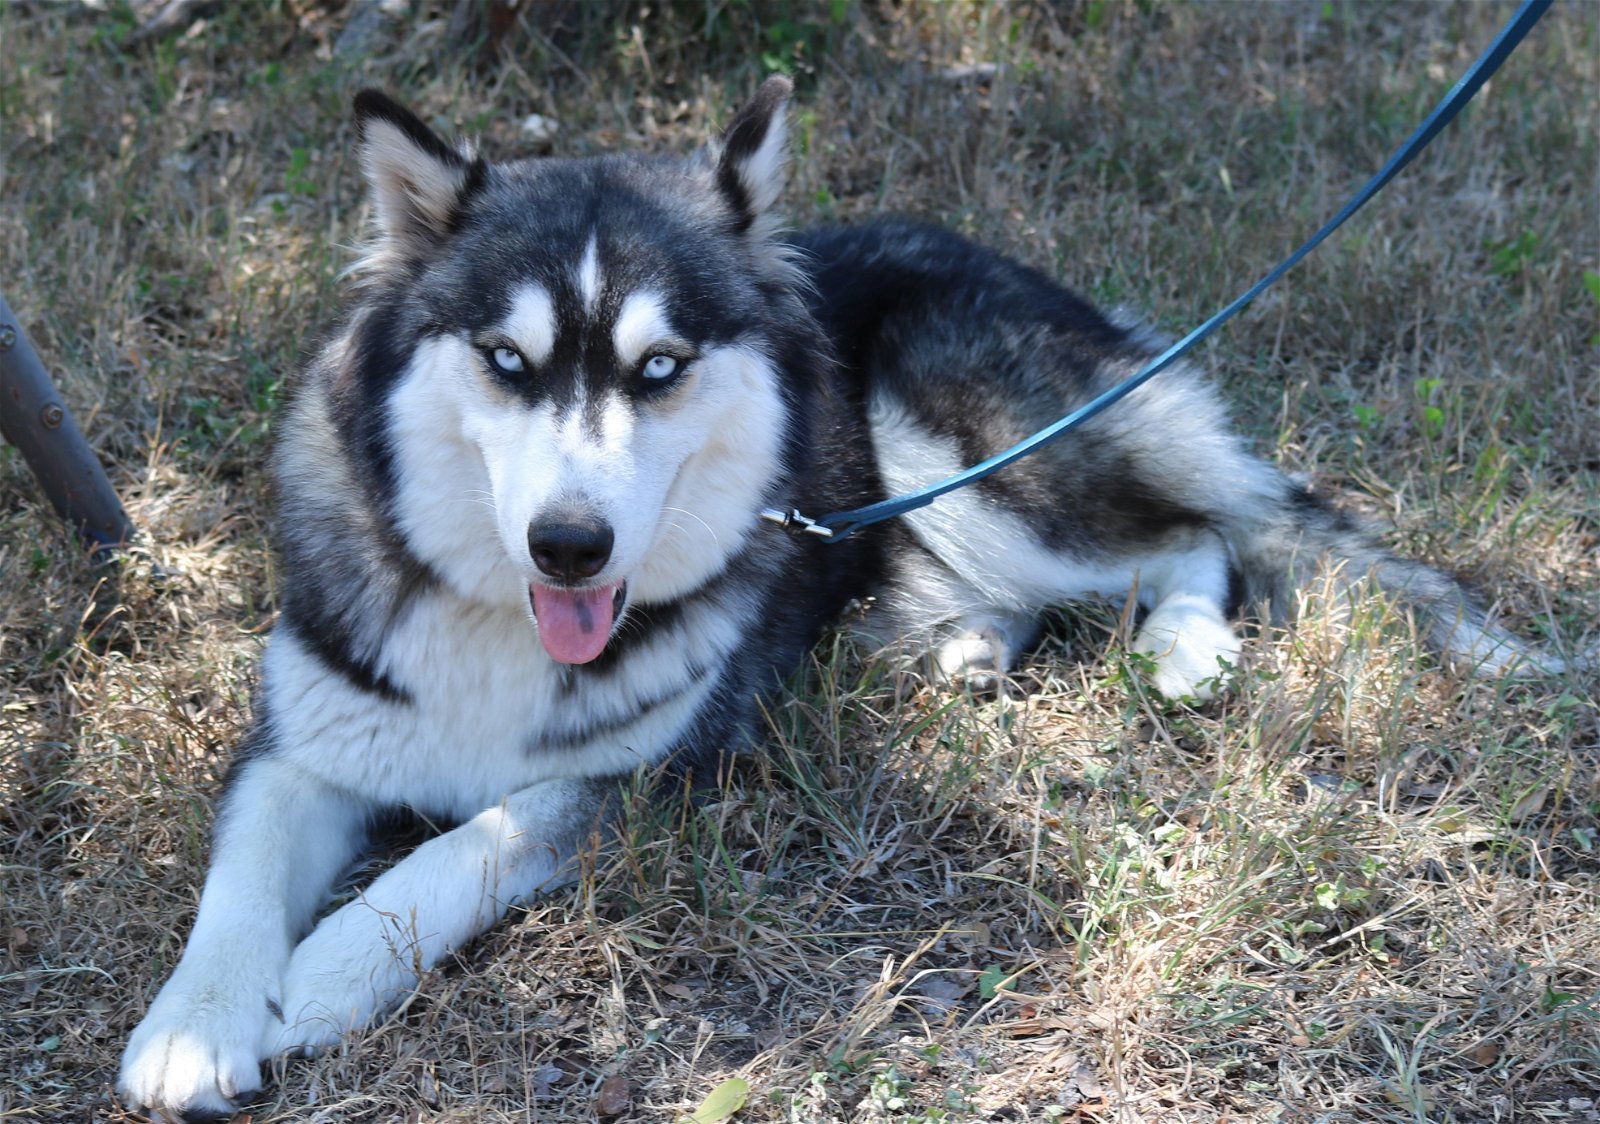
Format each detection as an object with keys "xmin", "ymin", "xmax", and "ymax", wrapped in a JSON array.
[
  {"xmin": 918, "ymin": 975, "xmax": 971, "ymax": 998},
  {"xmin": 689, "ymin": 1077, "xmax": 749, "ymax": 1123},
  {"xmin": 955, "ymin": 920, "xmax": 991, "ymax": 948},
  {"xmin": 978, "ymin": 964, "xmax": 1017, "ymax": 999},
  {"xmin": 1381, "ymin": 1082, "xmax": 1432, "ymax": 1107},
  {"xmin": 915, "ymin": 974, "xmax": 971, "ymax": 1016},
  {"xmin": 1509, "ymin": 786, "xmax": 1549, "ymax": 823},
  {"xmin": 1003, "ymin": 1017, "xmax": 1056, "ymax": 1038},
  {"xmin": 1073, "ymin": 1067, "xmax": 1106, "ymax": 1099}
]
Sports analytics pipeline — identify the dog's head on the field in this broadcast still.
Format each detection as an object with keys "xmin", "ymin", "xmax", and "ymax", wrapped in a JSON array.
[{"xmin": 340, "ymin": 80, "xmax": 804, "ymax": 664}]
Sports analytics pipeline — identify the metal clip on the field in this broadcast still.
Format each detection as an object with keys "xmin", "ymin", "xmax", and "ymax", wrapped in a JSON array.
[{"xmin": 759, "ymin": 507, "xmax": 835, "ymax": 537}]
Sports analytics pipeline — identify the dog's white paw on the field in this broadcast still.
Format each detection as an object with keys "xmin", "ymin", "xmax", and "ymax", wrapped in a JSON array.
[
  {"xmin": 1133, "ymin": 602, "xmax": 1240, "ymax": 701},
  {"xmin": 119, "ymin": 965, "xmax": 271, "ymax": 1122},
  {"xmin": 932, "ymin": 612, "xmax": 1039, "ymax": 691},
  {"xmin": 934, "ymin": 627, "xmax": 1005, "ymax": 690},
  {"xmin": 266, "ymin": 898, "xmax": 422, "ymax": 1057}
]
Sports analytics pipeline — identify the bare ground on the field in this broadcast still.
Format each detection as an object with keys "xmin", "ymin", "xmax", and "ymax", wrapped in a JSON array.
[{"xmin": 2, "ymin": 2, "xmax": 1597, "ymax": 1121}]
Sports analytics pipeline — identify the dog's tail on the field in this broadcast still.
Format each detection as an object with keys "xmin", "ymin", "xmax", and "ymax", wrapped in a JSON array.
[{"xmin": 1224, "ymin": 482, "xmax": 1573, "ymax": 676}]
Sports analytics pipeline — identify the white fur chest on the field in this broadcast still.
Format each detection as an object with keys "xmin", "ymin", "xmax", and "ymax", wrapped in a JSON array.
[{"xmin": 259, "ymin": 590, "xmax": 715, "ymax": 822}]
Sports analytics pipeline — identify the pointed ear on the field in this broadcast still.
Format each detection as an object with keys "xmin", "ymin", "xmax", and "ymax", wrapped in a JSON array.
[
  {"xmin": 715, "ymin": 75, "xmax": 793, "ymax": 232},
  {"xmin": 353, "ymin": 89, "xmax": 483, "ymax": 256}
]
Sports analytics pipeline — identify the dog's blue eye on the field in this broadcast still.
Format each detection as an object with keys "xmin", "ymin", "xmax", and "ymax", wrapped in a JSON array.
[
  {"xmin": 491, "ymin": 347, "xmax": 524, "ymax": 374},
  {"xmin": 642, "ymin": 355, "xmax": 679, "ymax": 381}
]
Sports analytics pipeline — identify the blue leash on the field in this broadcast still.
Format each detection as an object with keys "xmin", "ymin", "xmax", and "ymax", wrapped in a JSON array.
[{"xmin": 762, "ymin": 0, "xmax": 1553, "ymax": 543}]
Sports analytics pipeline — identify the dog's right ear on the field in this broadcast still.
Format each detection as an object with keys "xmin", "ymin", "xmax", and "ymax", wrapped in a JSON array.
[{"xmin": 353, "ymin": 90, "xmax": 483, "ymax": 257}]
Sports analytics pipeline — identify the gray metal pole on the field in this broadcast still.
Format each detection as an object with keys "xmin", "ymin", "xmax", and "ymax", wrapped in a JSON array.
[{"xmin": 0, "ymin": 291, "xmax": 135, "ymax": 556}]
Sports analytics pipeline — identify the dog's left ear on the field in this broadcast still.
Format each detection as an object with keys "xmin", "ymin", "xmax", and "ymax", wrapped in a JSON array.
[{"xmin": 715, "ymin": 75, "xmax": 793, "ymax": 232}]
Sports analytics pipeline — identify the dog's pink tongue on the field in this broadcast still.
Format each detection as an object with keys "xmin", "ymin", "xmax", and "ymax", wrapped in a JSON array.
[{"xmin": 531, "ymin": 583, "xmax": 618, "ymax": 664}]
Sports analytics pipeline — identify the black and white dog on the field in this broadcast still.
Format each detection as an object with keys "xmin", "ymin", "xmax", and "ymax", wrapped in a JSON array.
[{"xmin": 119, "ymin": 78, "xmax": 1554, "ymax": 1120}]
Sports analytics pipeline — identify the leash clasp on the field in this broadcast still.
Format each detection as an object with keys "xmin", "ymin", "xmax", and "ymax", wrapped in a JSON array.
[{"xmin": 759, "ymin": 507, "xmax": 835, "ymax": 538}]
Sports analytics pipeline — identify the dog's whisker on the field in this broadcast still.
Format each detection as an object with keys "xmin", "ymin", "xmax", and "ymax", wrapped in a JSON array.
[{"xmin": 660, "ymin": 506, "xmax": 718, "ymax": 546}]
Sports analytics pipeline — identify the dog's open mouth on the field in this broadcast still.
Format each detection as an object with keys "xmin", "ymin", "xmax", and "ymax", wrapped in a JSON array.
[{"xmin": 529, "ymin": 581, "xmax": 627, "ymax": 665}]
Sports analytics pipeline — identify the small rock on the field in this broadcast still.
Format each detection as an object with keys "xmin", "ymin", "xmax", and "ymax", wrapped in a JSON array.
[
  {"xmin": 938, "ymin": 63, "xmax": 999, "ymax": 83},
  {"xmin": 336, "ymin": 0, "xmax": 401, "ymax": 56},
  {"xmin": 595, "ymin": 1074, "xmax": 632, "ymax": 1117},
  {"xmin": 520, "ymin": 114, "xmax": 559, "ymax": 143}
]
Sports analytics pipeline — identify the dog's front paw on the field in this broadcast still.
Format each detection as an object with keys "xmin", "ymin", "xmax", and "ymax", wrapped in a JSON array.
[
  {"xmin": 119, "ymin": 967, "xmax": 271, "ymax": 1122},
  {"xmin": 267, "ymin": 897, "xmax": 423, "ymax": 1057}
]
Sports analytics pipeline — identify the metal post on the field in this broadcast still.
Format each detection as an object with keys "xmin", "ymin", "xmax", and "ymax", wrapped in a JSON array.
[{"xmin": 0, "ymin": 291, "xmax": 135, "ymax": 557}]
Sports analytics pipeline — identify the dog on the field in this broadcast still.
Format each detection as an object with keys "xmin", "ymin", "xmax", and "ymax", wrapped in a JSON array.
[{"xmin": 117, "ymin": 77, "xmax": 1560, "ymax": 1120}]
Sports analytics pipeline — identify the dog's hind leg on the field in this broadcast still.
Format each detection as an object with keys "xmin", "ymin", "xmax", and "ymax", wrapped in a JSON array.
[
  {"xmin": 870, "ymin": 540, "xmax": 1041, "ymax": 689},
  {"xmin": 932, "ymin": 608, "xmax": 1042, "ymax": 689},
  {"xmin": 1130, "ymin": 532, "xmax": 1240, "ymax": 700}
]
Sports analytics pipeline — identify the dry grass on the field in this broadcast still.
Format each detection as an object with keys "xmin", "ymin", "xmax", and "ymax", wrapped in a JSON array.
[{"xmin": 3, "ymin": 1, "xmax": 1597, "ymax": 1121}]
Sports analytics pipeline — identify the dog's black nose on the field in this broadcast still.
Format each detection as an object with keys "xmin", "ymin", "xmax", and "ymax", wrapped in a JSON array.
[{"xmin": 528, "ymin": 517, "xmax": 614, "ymax": 582}]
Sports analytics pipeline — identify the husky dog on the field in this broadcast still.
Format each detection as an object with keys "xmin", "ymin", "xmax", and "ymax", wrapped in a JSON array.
[{"xmin": 119, "ymin": 78, "xmax": 1553, "ymax": 1120}]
